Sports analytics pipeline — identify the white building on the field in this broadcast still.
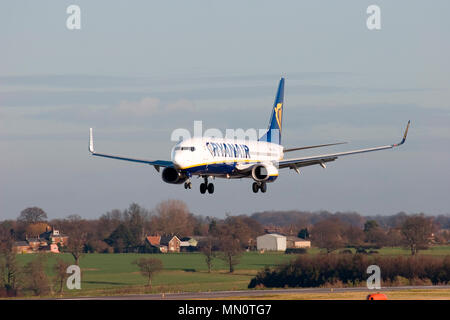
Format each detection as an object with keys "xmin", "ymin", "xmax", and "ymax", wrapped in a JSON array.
[{"xmin": 257, "ymin": 233, "xmax": 286, "ymax": 251}]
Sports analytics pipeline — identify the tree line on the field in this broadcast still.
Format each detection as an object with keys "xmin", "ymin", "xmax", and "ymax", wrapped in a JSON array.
[
  {"xmin": 249, "ymin": 254, "xmax": 450, "ymax": 289},
  {"xmin": 1, "ymin": 201, "xmax": 449, "ymax": 257}
]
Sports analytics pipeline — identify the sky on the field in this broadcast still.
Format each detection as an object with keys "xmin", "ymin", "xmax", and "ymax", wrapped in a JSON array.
[{"xmin": 1, "ymin": 1, "xmax": 449, "ymax": 220}]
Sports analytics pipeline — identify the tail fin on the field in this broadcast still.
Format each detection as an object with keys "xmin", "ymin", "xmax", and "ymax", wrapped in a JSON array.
[{"xmin": 259, "ymin": 77, "xmax": 284, "ymax": 144}]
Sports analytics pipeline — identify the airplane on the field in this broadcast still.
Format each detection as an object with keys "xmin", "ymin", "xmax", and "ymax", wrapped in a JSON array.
[{"xmin": 89, "ymin": 77, "xmax": 410, "ymax": 194}]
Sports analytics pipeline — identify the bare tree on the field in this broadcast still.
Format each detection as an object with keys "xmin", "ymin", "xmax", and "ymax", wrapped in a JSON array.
[
  {"xmin": 344, "ymin": 225, "xmax": 365, "ymax": 247},
  {"xmin": 64, "ymin": 215, "xmax": 87, "ymax": 265},
  {"xmin": 54, "ymin": 258, "xmax": 70, "ymax": 294},
  {"xmin": 218, "ymin": 236, "xmax": 242, "ymax": 273},
  {"xmin": 210, "ymin": 217, "xmax": 248, "ymax": 273},
  {"xmin": 365, "ymin": 227, "xmax": 387, "ymax": 247},
  {"xmin": 25, "ymin": 222, "xmax": 48, "ymax": 238},
  {"xmin": 401, "ymin": 215, "xmax": 435, "ymax": 255},
  {"xmin": 18, "ymin": 207, "xmax": 47, "ymax": 225},
  {"xmin": 152, "ymin": 200, "xmax": 198, "ymax": 236},
  {"xmin": 311, "ymin": 217, "xmax": 345, "ymax": 254},
  {"xmin": 385, "ymin": 228, "xmax": 404, "ymax": 247},
  {"xmin": 23, "ymin": 254, "xmax": 51, "ymax": 296},
  {"xmin": 199, "ymin": 237, "xmax": 216, "ymax": 273},
  {"xmin": 123, "ymin": 203, "xmax": 148, "ymax": 248},
  {"xmin": 0, "ymin": 231, "xmax": 20, "ymax": 297},
  {"xmin": 98, "ymin": 209, "xmax": 123, "ymax": 240},
  {"xmin": 133, "ymin": 258, "xmax": 163, "ymax": 288}
]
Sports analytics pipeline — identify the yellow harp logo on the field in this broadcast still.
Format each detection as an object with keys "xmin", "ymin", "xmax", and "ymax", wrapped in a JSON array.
[{"xmin": 275, "ymin": 102, "xmax": 283, "ymax": 130}]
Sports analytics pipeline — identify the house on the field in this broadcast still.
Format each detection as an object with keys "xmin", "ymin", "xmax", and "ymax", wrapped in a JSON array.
[
  {"xmin": 180, "ymin": 237, "xmax": 200, "ymax": 252},
  {"xmin": 14, "ymin": 241, "xmax": 32, "ymax": 254},
  {"xmin": 256, "ymin": 233, "xmax": 286, "ymax": 252},
  {"xmin": 13, "ymin": 226, "xmax": 67, "ymax": 254},
  {"xmin": 145, "ymin": 235, "xmax": 181, "ymax": 253},
  {"xmin": 180, "ymin": 237, "xmax": 198, "ymax": 247},
  {"xmin": 146, "ymin": 235, "xmax": 161, "ymax": 247},
  {"xmin": 160, "ymin": 235, "xmax": 181, "ymax": 253},
  {"xmin": 14, "ymin": 239, "xmax": 60, "ymax": 254},
  {"xmin": 39, "ymin": 227, "xmax": 69, "ymax": 246},
  {"xmin": 38, "ymin": 243, "xmax": 60, "ymax": 253},
  {"xmin": 26, "ymin": 237, "xmax": 47, "ymax": 250},
  {"xmin": 286, "ymin": 236, "xmax": 311, "ymax": 248}
]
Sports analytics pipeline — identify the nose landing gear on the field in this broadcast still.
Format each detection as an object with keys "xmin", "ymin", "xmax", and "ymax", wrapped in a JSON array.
[{"xmin": 184, "ymin": 181, "xmax": 192, "ymax": 189}]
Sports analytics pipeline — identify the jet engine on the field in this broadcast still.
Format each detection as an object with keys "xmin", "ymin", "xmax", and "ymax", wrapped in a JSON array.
[
  {"xmin": 251, "ymin": 163, "xmax": 278, "ymax": 182},
  {"xmin": 162, "ymin": 167, "xmax": 188, "ymax": 184}
]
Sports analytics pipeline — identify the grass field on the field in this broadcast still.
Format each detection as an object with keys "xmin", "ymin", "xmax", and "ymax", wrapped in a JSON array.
[
  {"xmin": 15, "ymin": 252, "xmax": 296, "ymax": 296},
  {"xmin": 13, "ymin": 245, "xmax": 450, "ymax": 298}
]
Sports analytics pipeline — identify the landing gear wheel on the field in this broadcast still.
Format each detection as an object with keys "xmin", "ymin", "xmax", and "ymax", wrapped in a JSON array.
[
  {"xmin": 260, "ymin": 183, "xmax": 267, "ymax": 193},
  {"xmin": 184, "ymin": 182, "xmax": 192, "ymax": 189},
  {"xmin": 200, "ymin": 183, "xmax": 207, "ymax": 194},
  {"xmin": 207, "ymin": 183, "xmax": 214, "ymax": 194},
  {"xmin": 252, "ymin": 182, "xmax": 259, "ymax": 193}
]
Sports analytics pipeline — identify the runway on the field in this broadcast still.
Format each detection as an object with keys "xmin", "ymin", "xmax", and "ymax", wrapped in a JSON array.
[{"xmin": 66, "ymin": 285, "xmax": 450, "ymax": 300}]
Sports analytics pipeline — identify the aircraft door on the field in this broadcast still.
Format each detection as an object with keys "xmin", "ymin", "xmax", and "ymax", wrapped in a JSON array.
[{"xmin": 203, "ymin": 143, "xmax": 209, "ymax": 172}]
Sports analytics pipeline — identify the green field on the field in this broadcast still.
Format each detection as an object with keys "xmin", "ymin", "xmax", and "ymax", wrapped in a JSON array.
[
  {"xmin": 15, "ymin": 252, "xmax": 296, "ymax": 296},
  {"xmin": 14, "ymin": 246, "xmax": 450, "ymax": 297}
]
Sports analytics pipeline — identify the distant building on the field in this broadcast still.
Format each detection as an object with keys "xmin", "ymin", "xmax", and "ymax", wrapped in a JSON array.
[
  {"xmin": 14, "ymin": 238, "xmax": 60, "ymax": 254},
  {"xmin": 146, "ymin": 235, "xmax": 181, "ymax": 253},
  {"xmin": 180, "ymin": 237, "xmax": 198, "ymax": 247},
  {"xmin": 256, "ymin": 233, "xmax": 286, "ymax": 251},
  {"xmin": 13, "ymin": 226, "xmax": 67, "ymax": 254},
  {"xmin": 26, "ymin": 237, "xmax": 47, "ymax": 250},
  {"xmin": 286, "ymin": 236, "xmax": 311, "ymax": 249},
  {"xmin": 39, "ymin": 227, "xmax": 69, "ymax": 246},
  {"xmin": 14, "ymin": 241, "xmax": 32, "ymax": 254},
  {"xmin": 146, "ymin": 235, "xmax": 161, "ymax": 247},
  {"xmin": 160, "ymin": 235, "xmax": 181, "ymax": 253},
  {"xmin": 180, "ymin": 237, "xmax": 200, "ymax": 252},
  {"xmin": 38, "ymin": 243, "xmax": 60, "ymax": 253}
]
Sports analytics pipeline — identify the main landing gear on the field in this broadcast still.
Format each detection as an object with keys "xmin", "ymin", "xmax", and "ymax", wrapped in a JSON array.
[
  {"xmin": 200, "ymin": 176, "xmax": 214, "ymax": 194},
  {"xmin": 252, "ymin": 182, "xmax": 267, "ymax": 193}
]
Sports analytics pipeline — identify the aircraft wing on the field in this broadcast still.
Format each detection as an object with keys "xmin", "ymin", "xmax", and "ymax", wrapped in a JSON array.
[
  {"xmin": 284, "ymin": 141, "xmax": 347, "ymax": 153},
  {"xmin": 89, "ymin": 128, "xmax": 173, "ymax": 172},
  {"xmin": 278, "ymin": 121, "xmax": 410, "ymax": 172}
]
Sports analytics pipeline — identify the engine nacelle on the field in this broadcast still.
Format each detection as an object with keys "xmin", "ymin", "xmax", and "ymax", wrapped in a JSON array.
[
  {"xmin": 162, "ymin": 167, "xmax": 188, "ymax": 184},
  {"xmin": 251, "ymin": 163, "xmax": 278, "ymax": 182}
]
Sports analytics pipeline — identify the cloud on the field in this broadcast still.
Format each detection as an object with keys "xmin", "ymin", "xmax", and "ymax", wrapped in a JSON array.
[
  {"xmin": 113, "ymin": 97, "xmax": 197, "ymax": 117},
  {"xmin": 115, "ymin": 97, "xmax": 161, "ymax": 116},
  {"xmin": 166, "ymin": 99, "xmax": 196, "ymax": 112}
]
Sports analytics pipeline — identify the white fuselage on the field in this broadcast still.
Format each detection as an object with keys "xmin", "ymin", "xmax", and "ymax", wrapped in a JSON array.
[{"xmin": 171, "ymin": 137, "xmax": 283, "ymax": 180}]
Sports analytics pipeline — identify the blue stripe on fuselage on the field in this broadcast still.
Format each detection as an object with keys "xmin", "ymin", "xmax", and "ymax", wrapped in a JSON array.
[
  {"xmin": 183, "ymin": 162, "xmax": 278, "ymax": 182},
  {"xmin": 185, "ymin": 162, "xmax": 237, "ymax": 175}
]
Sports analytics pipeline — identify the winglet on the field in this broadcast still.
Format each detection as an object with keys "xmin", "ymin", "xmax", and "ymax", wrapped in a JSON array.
[
  {"xmin": 393, "ymin": 120, "xmax": 410, "ymax": 147},
  {"xmin": 89, "ymin": 128, "xmax": 95, "ymax": 153}
]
